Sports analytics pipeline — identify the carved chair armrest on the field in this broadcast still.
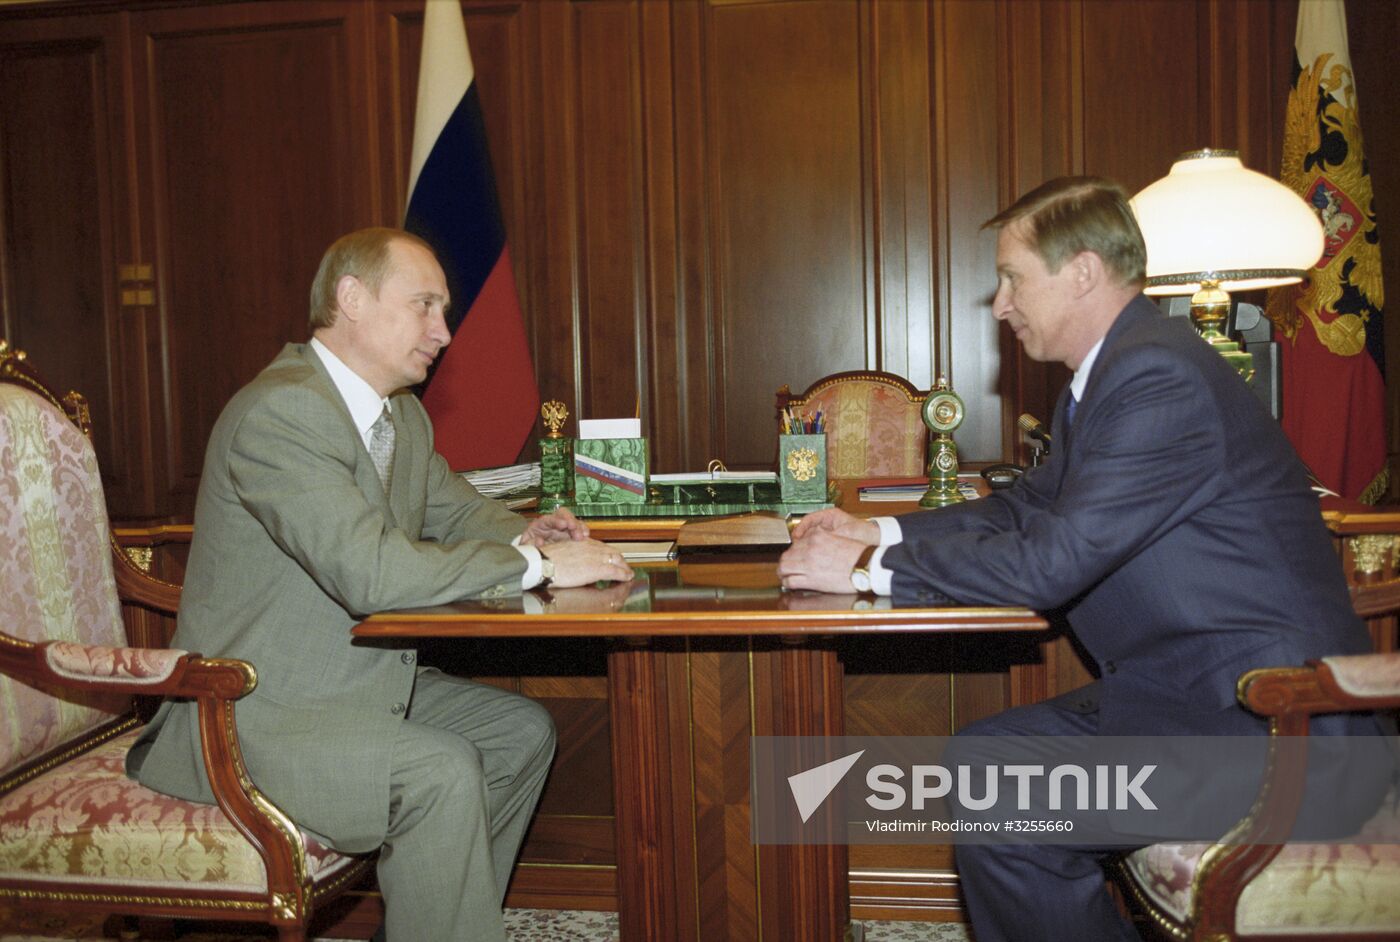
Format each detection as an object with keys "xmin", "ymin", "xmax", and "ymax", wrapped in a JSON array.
[
  {"xmin": 111, "ymin": 535, "xmax": 182, "ymax": 615},
  {"xmin": 0, "ymin": 634, "xmax": 253, "ymax": 700},
  {"xmin": 1240, "ymin": 652, "xmax": 1400, "ymax": 720},
  {"xmin": 0, "ymin": 630, "xmax": 311, "ymax": 910},
  {"xmin": 1185, "ymin": 654, "xmax": 1400, "ymax": 931}
]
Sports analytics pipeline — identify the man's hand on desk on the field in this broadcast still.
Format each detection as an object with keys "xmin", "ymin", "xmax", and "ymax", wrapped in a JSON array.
[
  {"xmin": 520, "ymin": 506, "xmax": 590, "ymax": 545},
  {"xmin": 539, "ymin": 539, "xmax": 635, "ymax": 587},
  {"xmin": 790, "ymin": 507, "xmax": 880, "ymax": 545},
  {"xmin": 777, "ymin": 527, "xmax": 870, "ymax": 594}
]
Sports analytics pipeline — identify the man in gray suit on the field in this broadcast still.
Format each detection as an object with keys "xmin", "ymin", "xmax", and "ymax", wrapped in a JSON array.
[
  {"xmin": 777, "ymin": 178, "xmax": 1385, "ymax": 940},
  {"xmin": 127, "ymin": 228, "xmax": 633, "ymax": 941}
]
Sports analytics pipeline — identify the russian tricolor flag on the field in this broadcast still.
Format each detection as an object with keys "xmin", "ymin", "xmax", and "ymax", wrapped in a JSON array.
[{"xmin": 406, "ymin": 0, "xmax": 540, "ymax": 470}]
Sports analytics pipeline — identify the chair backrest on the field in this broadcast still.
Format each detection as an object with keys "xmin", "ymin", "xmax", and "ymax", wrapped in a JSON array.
[
  {"xmin": 776, "ymin": 371, "xmax": 929, "ymax": 478},
  {"xmin": 0, "ymin": 346, "xmax": 129, "ymax": 778}
]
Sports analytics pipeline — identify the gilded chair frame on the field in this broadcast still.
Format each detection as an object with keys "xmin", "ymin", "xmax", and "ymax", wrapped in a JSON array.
[
  {"xmin": 0, "ymin": 340, "xmax": 374, "ymax": 941},
  {"xmin": 1115, "ymin": 646, "xmax": 1400, "ymax": 942}
]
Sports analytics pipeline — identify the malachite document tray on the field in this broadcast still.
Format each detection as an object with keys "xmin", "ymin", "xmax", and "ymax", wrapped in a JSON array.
[{"xmin": 567, "ymin": 477, "xmax": 837, "ymax": 518}]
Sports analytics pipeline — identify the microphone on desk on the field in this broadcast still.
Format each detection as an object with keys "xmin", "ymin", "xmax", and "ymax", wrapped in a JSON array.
[{"xmin": 1017, "ymin": 413, "xmax": 1052, "ymax": 446}]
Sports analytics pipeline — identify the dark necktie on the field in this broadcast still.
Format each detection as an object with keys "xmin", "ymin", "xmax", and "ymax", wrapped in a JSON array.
[{"xmin": 1065, "ymin": 393, "xmax": 1079, "ymax": 428}]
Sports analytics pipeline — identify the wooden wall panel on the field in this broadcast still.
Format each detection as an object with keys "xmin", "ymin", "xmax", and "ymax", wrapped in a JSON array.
[
  {"xmin": 871, "ymin": 1, "xmax": 934, "ymax": 388},
  {"xmin": 4, "ymin": 0, "xmax": 1399, "ymax": 505},
  {"xmin": 0, "ymin": 15, "xmax": 142, "ymax": 511},
  {"xmin": 131, "ymin": 3, "xmax": 371, "ymax": 511},
  {"xmin": 998, "ymin": 0, "xmax": 1079, "ymax": 460},
  {"xmin": 571, "ymin": 2, "xmax": 649, "ymax": 426},
  {"xmin": 706, "ymin": 0, "xmax": 869, "ymax": 469},
  {"xmin": 931, "ymin": 0, "xmax": 1003, "ymax": 461},
  {"xmin": 1081, "ymin": 0, "xmax": 1204, "ymax": 190},
  {"xmin": 667, "ymin": 1, "xmax": 717, "ymax": 472}
]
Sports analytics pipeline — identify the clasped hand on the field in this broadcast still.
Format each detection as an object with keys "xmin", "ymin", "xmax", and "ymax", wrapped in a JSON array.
[
  {"xmin": 522, "ymin": 508, "xmax": 634, "ymax": 587},
  {"xmin": 518, "ymin": 507, "xmax": 590, "ymax": 545},
  {"xmin": 776, "ymin": 507, "xmax": 880, "ymax": 594}
]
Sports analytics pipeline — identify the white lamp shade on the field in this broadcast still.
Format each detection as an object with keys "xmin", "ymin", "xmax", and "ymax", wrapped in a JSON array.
[{"xmin": 1130, "ymin": 150, "xmax": 1324, "ymax": 295}]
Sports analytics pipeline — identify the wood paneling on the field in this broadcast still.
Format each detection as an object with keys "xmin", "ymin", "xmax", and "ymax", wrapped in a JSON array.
[
  {"xmin": 997, "ymin": 0, "xmax": 1079, "ymax": 461},
  {"xmin": 0, "ymin": 13, "xmax": 141, "ymax": 511},
  {"xmin": 688, "ymin": 642, "xmax": 761, "ymax": 941},
  {"xmin": 130, "ymin": 2, "xmax": 371, "ymax": 511},
  {"xmin": 571, "ymin": 1, "xmax": 649, "ymax": 426},
  {"xmin": 1082, "ymin": 0, "xmax": 1203, "ymax": 191},
  {"xmin": 10, "ymin": 0, "xmax": 1400, "ymax": 927},
  {"xmin": 872, "ymin": 1, "xmax": 934, "ymax": 389},
  {"xmin": 707, "ymin": 1, "xmax": 869, "ymax": 469},
  {"xmin": 932, "ymin": 0, "xmax": 1002, "ymax": 460},
  {"xmin": 3, "ymin": 0, "xmax": 1397, "ymax": 505}
]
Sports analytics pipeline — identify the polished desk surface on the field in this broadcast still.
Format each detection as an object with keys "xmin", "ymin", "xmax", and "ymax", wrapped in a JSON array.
[{"xmin": 352, "ymin": 557, "xmax": 1047, "ymax": 639}]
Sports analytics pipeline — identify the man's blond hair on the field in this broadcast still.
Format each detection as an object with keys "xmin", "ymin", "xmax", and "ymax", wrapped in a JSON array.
[
  {"xmin": 308, "ymin": 228, "xmax": 436, "ymax": 330},
  {"xmin": 983, "ymin": 177, "xmax": 1146, "ymax": 288}
]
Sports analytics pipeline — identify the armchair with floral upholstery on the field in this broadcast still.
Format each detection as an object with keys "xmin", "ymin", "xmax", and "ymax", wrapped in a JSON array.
[
  {"xmin": 1116, "ymin": 648, "xmax": 1400, "ymax": 940},
  {"xmin": 0, "ymin": 340, "xmax": 374, "ymax": 940},
  {"xmin": 775, "ymin": 370, "xmax": 929, "ymax": 479}
]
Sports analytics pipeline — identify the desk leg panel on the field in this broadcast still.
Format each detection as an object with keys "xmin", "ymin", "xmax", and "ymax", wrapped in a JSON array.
[
  {"xmin": 754, "ymin": 641, "xmax": 852, "ymax": 942},
  {"xmin": 607, "ymin": 643, "xmax": 682, "ymax": 942}
]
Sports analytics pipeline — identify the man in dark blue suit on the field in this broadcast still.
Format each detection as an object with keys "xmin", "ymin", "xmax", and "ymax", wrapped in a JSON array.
[{"xmin": 778, "ymin": 177, "xmax": 1384, "ymax": 940}]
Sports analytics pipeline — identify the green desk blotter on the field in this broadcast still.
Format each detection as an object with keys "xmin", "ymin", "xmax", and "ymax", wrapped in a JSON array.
[{"xmin": 570, "ymin": 478, "xmax": 837, "ymax": 518}]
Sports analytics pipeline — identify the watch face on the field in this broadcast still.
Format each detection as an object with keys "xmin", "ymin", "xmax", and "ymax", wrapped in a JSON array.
[
  {"xmin": 922, "ymin": 390, "xmax": 965, "ymax": 433},
  {"xmin": 851, "ymin": 569, "xmax": 872, "ymax": 593}
]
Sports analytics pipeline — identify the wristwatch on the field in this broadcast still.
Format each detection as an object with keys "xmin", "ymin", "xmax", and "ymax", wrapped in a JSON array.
[
  {"xmin": 850, "ymin": 544, "xmax": 877, "ymax": 593},
  {"xmin": 538, "ymin": 555, "xmax": 555, "ymax": 589}
]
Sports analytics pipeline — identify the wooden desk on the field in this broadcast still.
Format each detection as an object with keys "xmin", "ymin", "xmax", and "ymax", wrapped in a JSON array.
[
  {"xmin": 354, "ymin": 558, "xmax": 1046, "ymax": 942},
  {"xmin": 120, "ymin": 486, "xmax": 1397, "ymax": 930}
]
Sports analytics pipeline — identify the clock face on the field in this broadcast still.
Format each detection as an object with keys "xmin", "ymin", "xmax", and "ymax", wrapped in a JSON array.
[{"xmin": 923, "ymin": 390, "xmax": 965, "ymax": 433}]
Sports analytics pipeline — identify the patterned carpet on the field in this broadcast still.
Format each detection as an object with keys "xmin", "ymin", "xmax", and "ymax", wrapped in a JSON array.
[{"xmin": 0, "ymin": 907, "xmax": 971, "ymax": 941}]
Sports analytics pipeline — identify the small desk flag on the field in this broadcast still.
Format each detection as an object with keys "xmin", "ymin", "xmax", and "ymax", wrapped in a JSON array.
[
  {"xmin": 406, "ymin": 0, "xmax": 540, "ymax": 470},
  {"xmin": 1266, "ymin": 0, "xmax": 1387, "ymax": 502}
]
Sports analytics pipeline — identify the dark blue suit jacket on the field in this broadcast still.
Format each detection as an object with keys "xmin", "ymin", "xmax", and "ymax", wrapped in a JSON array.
[{"xmin": 885, "ymin": 295, "xmax": 1372, "ymax": 737}]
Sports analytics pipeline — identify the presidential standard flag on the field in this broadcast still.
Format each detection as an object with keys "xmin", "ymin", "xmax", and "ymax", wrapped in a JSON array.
[
  {"xmin": 406, "ymin": 0, "xmax": 540, "ymax": 470},
  {"xmin": 1266, "ymin": 0, "xmax": 1387, "ymax": 502}
]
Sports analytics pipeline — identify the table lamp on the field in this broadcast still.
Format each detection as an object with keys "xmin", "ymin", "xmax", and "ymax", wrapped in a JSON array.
[{"xmin": 1130, "ymin": 148, "xmax": 1324, "ymax": 381}]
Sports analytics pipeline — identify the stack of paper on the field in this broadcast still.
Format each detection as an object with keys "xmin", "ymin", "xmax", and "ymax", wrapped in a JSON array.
[{"xmin": 460, "ymin": 462, "xmax": 540, "ymax": 498}]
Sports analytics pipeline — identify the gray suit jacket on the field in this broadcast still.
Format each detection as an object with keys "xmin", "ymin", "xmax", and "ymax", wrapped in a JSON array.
[
  {"xmin": 127, "ymin": 343, "xmax": 529, "ymax": 851},
  {"xmin": 886, "ymin": 296, "xmax": 1373, "ymax": 737}
]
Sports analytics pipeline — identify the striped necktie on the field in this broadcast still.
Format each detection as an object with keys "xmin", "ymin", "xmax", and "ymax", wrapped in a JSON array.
[{"xmin": 369, "ymin": 406, "xmax": 396, "ymax": 494}]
